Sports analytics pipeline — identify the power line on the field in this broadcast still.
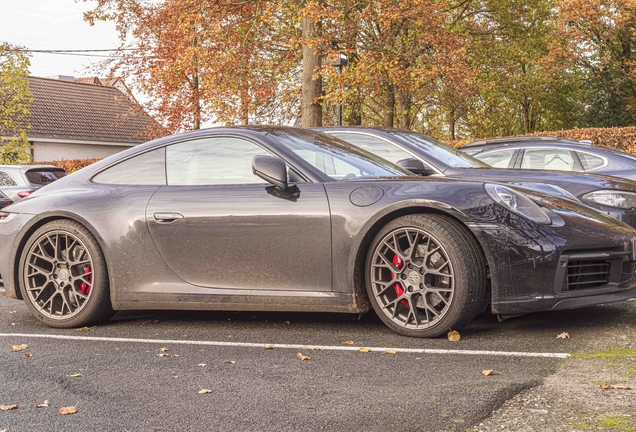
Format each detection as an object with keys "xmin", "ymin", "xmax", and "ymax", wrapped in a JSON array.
[{"xmin": 20, "ymin": 48, "xmax": 137, "ymax": 53}]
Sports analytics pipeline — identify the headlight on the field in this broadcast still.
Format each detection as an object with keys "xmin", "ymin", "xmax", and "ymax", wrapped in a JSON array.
[
  {"xmin": 510, "ymin": 183, "xmax": 580, "ymax": 203},
  {"xmin": 485, "ymin": 184, "xmax": 551, "ymax": 224},
  {"xmin": 582, "ymin": 190, "xmax": 636, "ymax": 209}
]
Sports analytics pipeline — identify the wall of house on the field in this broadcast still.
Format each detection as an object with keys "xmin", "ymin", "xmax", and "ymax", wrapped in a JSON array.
[{"xmin": 33, "ymin": 141, "xmax": 135, "ymax": 162}]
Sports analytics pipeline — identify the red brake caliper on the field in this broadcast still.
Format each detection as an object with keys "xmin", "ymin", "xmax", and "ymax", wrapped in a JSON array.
[
  {"xmin": 80, "ymin": 266, "xmax": 92, "ymax": 295},
  {"xmin": 391, "ymin": 255, "xmax": 409, "ymax": 307}
]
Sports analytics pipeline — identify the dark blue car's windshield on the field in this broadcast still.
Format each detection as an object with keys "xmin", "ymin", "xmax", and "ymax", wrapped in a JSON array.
[
  {"xmin": 388, "ymin": 131, "xmax": 488, "ymax": 168},
  {"xmin": 267, "ymin": 130, "xmax": 411, "ymax": 180}
]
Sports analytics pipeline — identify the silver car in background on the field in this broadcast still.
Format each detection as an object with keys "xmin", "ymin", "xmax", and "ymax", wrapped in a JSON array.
[{"xmin": 0, "ymin": 165, "xmax": 67, "ymax": 201}]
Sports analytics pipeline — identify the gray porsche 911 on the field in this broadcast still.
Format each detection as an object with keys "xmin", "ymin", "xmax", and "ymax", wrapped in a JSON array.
[{"xmin": 1, "ymin": 126, "xmax": 635, "ymax": 337}]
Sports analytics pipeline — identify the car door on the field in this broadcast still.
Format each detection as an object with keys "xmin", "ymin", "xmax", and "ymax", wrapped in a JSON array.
[
  {"xmin": 519, "ymin": 147, "xmax": 584, "ymax": 171},
  {"xmin": 473, "ymin": 149, "xmax": 518, "ymax": 168},
  {"xmin": 146, "ymin": 134, "xmax": 333, "ymax": 292}
]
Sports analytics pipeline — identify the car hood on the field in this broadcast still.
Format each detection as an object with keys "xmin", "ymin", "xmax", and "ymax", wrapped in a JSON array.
[{"xmin": 446, "ymin": 167, "xmax": 636, "ymax": 197}]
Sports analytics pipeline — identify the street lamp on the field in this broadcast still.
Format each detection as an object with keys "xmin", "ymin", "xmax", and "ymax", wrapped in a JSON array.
[{"xmin": 328, "ymin": 54, "xmax": 348, "ymax": 126}]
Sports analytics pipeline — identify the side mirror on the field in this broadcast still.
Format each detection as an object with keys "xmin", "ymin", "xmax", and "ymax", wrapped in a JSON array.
[
  {"xmin": 396, "ymin": 158, "xmax": 436, "ymax": 176},
  {"xmin": 252, "ymin": 155, "xmax": 288, "ymax": 190}
]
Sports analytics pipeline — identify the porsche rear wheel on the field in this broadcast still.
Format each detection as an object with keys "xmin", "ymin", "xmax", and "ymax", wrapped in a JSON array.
[
  {"xmin": 19, "ymin": 220, "xmax": 114, "ymax": 328},
  {"xmin": 366, "ymin": 214, "xmax": 487, "ymax": 338}
]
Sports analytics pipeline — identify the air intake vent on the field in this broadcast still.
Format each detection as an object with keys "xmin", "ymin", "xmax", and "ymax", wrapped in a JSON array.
[{"xmin": 562, "ymin": 260, "xmax": 610, "ymax": 291}]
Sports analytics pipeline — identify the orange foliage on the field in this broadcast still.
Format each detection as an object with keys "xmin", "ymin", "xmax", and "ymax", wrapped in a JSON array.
[
  {"xmin": 449, "ymin": 127, "xmax": 636, "ymax": 154},
  {"xmin": 27, "ymin": 158, "xmax": 101, "ymax": 174}
]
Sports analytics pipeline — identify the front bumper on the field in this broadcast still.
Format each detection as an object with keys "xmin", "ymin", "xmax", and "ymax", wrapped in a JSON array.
[
  {"xmin": 471, "ymin": 224, "xmax": 636, "ymax": 316},
  {"xmin": 0, "ymin": 213, "xmax": 36, "ymax": 299}
]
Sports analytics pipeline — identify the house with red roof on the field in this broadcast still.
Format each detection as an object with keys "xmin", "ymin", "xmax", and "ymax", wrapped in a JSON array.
[{"xmin": 25, "ymin": 76, "xmax": 165, "ymax": 162}]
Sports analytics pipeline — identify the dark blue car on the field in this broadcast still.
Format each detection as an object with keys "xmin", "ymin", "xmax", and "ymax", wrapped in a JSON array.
[{"xmin": 464, "ymin": 136, "xmax": 636, "ymax": 181}]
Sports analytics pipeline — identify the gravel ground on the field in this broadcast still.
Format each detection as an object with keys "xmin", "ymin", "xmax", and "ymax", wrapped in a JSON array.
[{"xmin": 473, "ymin": 301, "xmax": 636, "ymax": 432}]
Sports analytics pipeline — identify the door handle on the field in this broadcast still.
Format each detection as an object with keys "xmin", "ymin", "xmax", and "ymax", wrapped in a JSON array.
[{"xmin": 153, "ymin": 212, "xmax": 184, "ymax": 223}]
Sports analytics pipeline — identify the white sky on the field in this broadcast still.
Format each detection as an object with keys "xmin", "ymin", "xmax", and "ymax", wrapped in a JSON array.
[{"xmin": 0, "ymin": 0, "xmax": 119, "ymax": 77}]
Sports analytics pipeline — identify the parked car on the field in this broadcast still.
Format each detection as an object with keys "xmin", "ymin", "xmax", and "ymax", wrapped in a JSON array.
[
  {"xmin": 0, "ymin": 191, "xmax": 12, "ymax": 212},
  {"xmin": 0, "ymin": 165, "xmax": 67, "ymax": 202},
  {"xmin": 1, "ymin": 126, "xmax": 636, "ymax": 337},
  {"xmin": 463, "ymin": 137, "xmax": 636, "ymax": 182},
  {"xmin": 316, "ymin": 127, "xmax": 636, "ymax": 229}
]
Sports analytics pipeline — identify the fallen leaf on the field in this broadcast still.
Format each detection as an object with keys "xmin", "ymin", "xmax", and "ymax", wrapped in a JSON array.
[
  {"xmin": 58, "ymin": 406, "xmax": 77, "ymax": 415},
  {"xmin": 76, "ymin": 327, "xmax": 90, "ymax": 331},
  {"xmin": 0, "ymin": 404, "xmax": 18, "ymax": 411},
  {"xmin": 66, "ymin": 374, "xmax": 83, "ymax": 378},
  {"xmin": 198, "ymin": 389, "xmax": 212, "ymax": 394},
  {"xmin": 341, "ymin": 340, "xmax": 354, "ymax": 345},
  {"xmin": 385, "ymin": 349, "xmax": 396, "ymax": 355},
  {"xmin": 24, "ymin": 353, "xmax": 32, "ymax": 357},
  {"xmin": 359, "ymin": 347, "xmax": 371, "ymax": 353},
  {"xmin": 600, "ymin": 383, "xmax": 631, "ymax": 390},
  {"xmin": 482, "ymin": 370, "xmax": 495, "ymax": 376},
  {"xmin": 197, "ymin": 363, "xmax": 207, "ymax": 367},
  {"xmin": 7, "ymin": 310, "xmax": 16, "ymax": 314},
  {"xmin": 158, "ymin": 354, "xmax": 178, "ymax": 358},
  {"xmin": 447, "ymin": 331, "xmax": 461, "ymax": 342},
  {"xmin": 34, "ymin": 400, "xmax": 49, "ymax": 408},
  {"xmin": 11, "ymin": 344, "xmax": 27, "ymax": 352},
  {"xmin": 312, "ymin": 347, "xmax": 324, "ymax": 351},
  {"xmin": 160, "ymin": 347, "xmax": 169, "ymax": 352},
  {"xmin": 284, "ymin": 321, "xmax": 291, "ymax": 325},
  {"xmin": 297, "ymin": 353, "xmax": 310, "ymax": 361},
  {"xmin": 223, "ymin": 360, "xmax": 235, "ymax": 364},
  {"xmin": 557, "ymin": 332, "xmax": 570, "ymax": 339},
  {"xmin": 264, "ymin": 344, "xmax": 275, "ymax": 350}
]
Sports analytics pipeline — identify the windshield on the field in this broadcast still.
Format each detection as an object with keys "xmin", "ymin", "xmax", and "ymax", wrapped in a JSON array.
[
  {"xmin": 266, "ymin": 129, "xmax": 411, "ymax": 180},
  {"xmin": 387, "ymin": 131, "xmax": 488, "ymax": 168}
]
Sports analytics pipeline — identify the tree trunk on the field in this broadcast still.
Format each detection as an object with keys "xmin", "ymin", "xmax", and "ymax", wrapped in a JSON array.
[
  {"xmin": 383, "ymin": 86, "xmax": 395, "ymax": 127},
  {"xmin": 396, "ymin": 89, "xmax": 411, "ymax": 129},
  {"xmin": 193, "ymin": 72, "xmax": 201, "ymax": 130},
  {"xmin": 449, "ymin": 107, "xmax": 456, "ymax": 141},
  {"xmin": 301, "ymin": 15, "xmax": 322, "ymax": 128}
]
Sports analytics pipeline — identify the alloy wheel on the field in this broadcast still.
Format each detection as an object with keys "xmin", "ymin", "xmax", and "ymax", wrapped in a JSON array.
[
  {"xmin": 370, "ymin": 227, "xmax": 454, "ymax": 329},
  {"xmin": 23, "ymin": 230, "xmax": 94, "ymax": 319}
]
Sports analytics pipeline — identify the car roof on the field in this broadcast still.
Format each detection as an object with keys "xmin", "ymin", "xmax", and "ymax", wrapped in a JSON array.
[
  {"xmin": 0, "ymin": 165, "xmax": 64, "ymax": 171},
  {"xmin": 464, "ymin": 136, "xmax": 581, "ymax": 148}
]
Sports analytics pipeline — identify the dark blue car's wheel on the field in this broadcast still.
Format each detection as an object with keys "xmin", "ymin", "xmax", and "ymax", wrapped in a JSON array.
[
  {"xmin": 366, "ymin": 214, "xmax": 487, "ymax": 337},
  {"xmin": 19, "ymin": 220, "xmax": 114, "ymax": 328}
]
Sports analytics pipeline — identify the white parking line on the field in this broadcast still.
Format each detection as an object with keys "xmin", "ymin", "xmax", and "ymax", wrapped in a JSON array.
[{"xmin": 0, "ymin": 333, "xmax": 570, "ymax": 358}]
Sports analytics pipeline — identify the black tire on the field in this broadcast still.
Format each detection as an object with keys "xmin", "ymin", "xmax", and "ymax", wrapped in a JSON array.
[
  {"xmin": 19, "ymin": 220, "xmax": 115, "ymax": 328},
  {"xmin": 365, "ymin": 214, "xmax": 487, "ymax": 337}
]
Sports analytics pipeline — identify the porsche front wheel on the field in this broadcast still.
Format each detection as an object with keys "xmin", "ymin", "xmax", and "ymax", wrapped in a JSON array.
[
  {"xmin": 19, "ymin": 220, "xmax": 114, "ymax": 328},
  {"xmin": 366, "ymin": 214, "xmax": 487, "ymax": 338}
]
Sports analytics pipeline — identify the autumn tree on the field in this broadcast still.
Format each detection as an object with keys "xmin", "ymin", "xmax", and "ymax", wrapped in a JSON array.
[
  {"xmin": 84, "ymin": 0, "xmax": 300, "ymax": 132},
  {"xmin": 558, "ymin": 0, "xmax": 636, "ymax": 124},
  {"xmin": 316, "ymin": 0, "xmax": 471, "ymax": 130},
  {"xmin": 0, "ymin": 42, "xmax": 32, "ymax": 164}
]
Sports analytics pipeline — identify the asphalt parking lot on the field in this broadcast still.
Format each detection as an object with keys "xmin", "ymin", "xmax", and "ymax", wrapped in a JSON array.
[{"xmin": 0, "ymin": 295, "xmax": 634, "ymax": 432}]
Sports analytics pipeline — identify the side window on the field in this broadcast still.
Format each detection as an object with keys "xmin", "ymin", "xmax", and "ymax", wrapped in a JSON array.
[
  {"xmin": 521, "ymin": 148, "xmax": 576, "ymax": 171},
  {"xmin": 577, "ymin": 152, "xmax": 606, "ymax": 171},
  {"xmin": 475, "ymin": 150, "xmax": 515, "ymax": 168},
  {"xmin": 166, "ymin": 137, "xmax": 273, "ymax": 186},
  {"xmin": 329, "ymin": 132, "xmax": 413, "ymax": 164},
  {"xmin": 93, "ymin": 148, "xmax": 166, "ymax": 185},
  {"xmin": 0, "ymin": 171, "xmax": 17, "ymax": 187}
]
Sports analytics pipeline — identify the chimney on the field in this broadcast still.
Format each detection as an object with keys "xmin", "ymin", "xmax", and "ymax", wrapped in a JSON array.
[{"xmin": 47, "ymin": 75, "xmax": 74, "ymax": 82}]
